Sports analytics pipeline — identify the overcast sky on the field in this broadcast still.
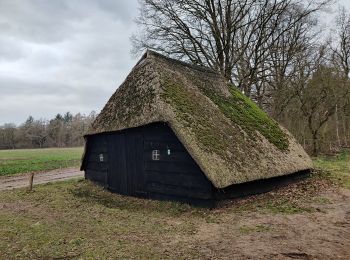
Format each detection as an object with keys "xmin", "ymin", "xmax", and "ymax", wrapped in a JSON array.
[{"xmin": 0, "ymin": 0, "xmax": 350, "ymax": 125}]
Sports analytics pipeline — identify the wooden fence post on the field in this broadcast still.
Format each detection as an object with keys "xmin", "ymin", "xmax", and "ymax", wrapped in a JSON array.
[{"xmin": 28, "ymin": 172, "xmax": 34, "ymax": 191}]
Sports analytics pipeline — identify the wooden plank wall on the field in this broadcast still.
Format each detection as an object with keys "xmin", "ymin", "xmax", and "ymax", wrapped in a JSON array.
[
  {"xmin": 107, "ymin": 134, "xmax": 128, "ymax": 194},
  {"xmin": 85, "ymin": 134, "xmax": 109, "ymax": 187},
  {"xmin": 142, "ymin": 124, "xmax": 213, "ymax": 200}
]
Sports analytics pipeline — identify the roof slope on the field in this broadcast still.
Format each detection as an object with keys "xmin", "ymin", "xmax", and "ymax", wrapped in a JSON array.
[{"xmin": 86, "ymin": 50, "xmax": 312, "ymax": 188}]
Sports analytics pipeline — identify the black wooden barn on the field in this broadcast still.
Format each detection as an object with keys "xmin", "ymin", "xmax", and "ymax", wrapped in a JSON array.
[
  {"xmin": 81, "ymin": 51, "xmax": 312, "ymax": 206},
  {"xmin": 83, "ymin": 123, "xmax": 214, "ymax": 205}
]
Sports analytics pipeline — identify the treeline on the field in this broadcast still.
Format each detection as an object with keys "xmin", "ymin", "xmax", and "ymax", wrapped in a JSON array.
[
  {"xmin": 0, "ymin": 112, "xmax": 97, "ymax": 150},
  {"xmin": 134, "ymin": 0, "xmax": 350, "ymax": 155}
]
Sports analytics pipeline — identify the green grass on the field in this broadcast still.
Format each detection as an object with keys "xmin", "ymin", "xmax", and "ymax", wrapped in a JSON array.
[
  {"xmin": 264, "ymin": 200, "xmax": 314, "ymax": 214},
  {"xmin": 0, "ymin": 147, "xmax": 83, "ymax": 176},
  {"xmin": 239, "ymin": 224, "xmax": 271, "ymax": 234},
  {"xmin": 313, "ymin": 150, "xmax": 350, "ymax": 189},
  {"xmin": 312, "ymin": 196, "xmax": 332, "ymax": 204}
]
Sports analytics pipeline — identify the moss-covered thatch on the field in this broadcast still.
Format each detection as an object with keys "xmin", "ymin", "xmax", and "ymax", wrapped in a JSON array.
[{"xmin": 84, "ymin": 50, "xmax": 312, "ymax": 188}]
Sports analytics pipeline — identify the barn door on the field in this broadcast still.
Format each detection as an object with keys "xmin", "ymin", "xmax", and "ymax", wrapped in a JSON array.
[
  {"xmin": 107, "ymin": 134, "xmax": 128, "ymax": 195},
  {"xmin": 126, "ymin": 133, "xmax": 146, "ymax": 196}
]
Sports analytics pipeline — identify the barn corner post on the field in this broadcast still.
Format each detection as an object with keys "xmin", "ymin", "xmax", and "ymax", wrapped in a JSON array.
[{"xmin": 28, "ymin": 172, "xmax": 34, "ymax": 191}]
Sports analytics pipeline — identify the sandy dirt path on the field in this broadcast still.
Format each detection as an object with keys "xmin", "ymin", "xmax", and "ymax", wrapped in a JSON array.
[
  {"xmin": 0, "ymin": 168, "xmax": 83, "ymax": 191},
  {"xmin": 188, "ymin": 188, "xmax": 350, "ymax": 259}
]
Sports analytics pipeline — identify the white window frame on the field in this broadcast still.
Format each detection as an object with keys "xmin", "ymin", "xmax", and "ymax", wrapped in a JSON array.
[{"xmin": 152, "ymin": 150, "xmax": 160, "ymax": 160}]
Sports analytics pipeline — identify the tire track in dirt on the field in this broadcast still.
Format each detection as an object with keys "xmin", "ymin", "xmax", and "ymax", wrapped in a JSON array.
[{"xmin": 0, "ymin": 168, "xmax": 83, "ymax": 191}]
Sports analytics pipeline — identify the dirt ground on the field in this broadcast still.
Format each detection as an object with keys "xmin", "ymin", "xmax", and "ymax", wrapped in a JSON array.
[
  {"xmin": 188, "ymin": 187, "xmax": 350, "ymax": 259},
  {"xmin": 0, "ymin": 167, "xmax": 83, "ymax": 191}
]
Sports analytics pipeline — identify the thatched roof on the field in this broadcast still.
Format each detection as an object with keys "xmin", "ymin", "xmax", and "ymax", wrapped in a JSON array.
[{"xmin": 85, "ymin": 50, "xmax": 312, "ymax": 189}]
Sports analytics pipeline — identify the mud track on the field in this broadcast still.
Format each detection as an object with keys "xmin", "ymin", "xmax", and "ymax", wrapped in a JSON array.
[{"xmin": 0, "ymin": 168, "xmax": 83, "ymax": 191}]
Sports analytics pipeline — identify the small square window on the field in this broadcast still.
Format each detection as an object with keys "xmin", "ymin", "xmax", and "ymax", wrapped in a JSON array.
[{"xmin": 152, "ymin": 150, "xmax": 160, "ymax": 160}]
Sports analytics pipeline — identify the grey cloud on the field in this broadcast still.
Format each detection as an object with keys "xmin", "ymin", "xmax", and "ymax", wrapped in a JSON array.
[
  {"xmin": 0, "ymin": 76, "xmax": 81, "ymax": 96},
  {"xmin": 0, "ymin": 0, "xmax": 139, "ymax": 125},
  {"xmin": 0, "ymin": 80, "xmax": 112, "ymax": 124},
  {"xmin": 0, "ymin": 37, "xmax": 26, "ymax": 61},
  {"xmin": 0, "ymin": 1, "xmax": 76, "ymax": 44},
  {"xmin": 0, "ymin": 0, "xmax": 138, "ymax": 44}
]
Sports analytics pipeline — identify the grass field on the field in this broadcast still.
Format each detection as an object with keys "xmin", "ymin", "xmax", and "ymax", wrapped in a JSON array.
[
  {"xmin": 0, "ymin": 147, "xmax": 83, "ymax": 176},
  {"xmin": 0, "ymin": 153, "xmax": 349, "ymax": 258},
  {"xmin": 313, "ymin": 150, "xmax": 350, "ymax": 189}
]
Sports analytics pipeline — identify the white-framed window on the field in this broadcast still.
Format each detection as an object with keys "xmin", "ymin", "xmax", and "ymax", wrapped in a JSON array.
[
  {"xmin": 152, "ymin": 150, "xmax": 160, "ymax": 160},
  {"xmin": 166, "ymin": 146, "xmax": 171, "ymax": 155},
  {"xmin": 99, "ymin": 153, "xmax": 104, "ymax": 162}
]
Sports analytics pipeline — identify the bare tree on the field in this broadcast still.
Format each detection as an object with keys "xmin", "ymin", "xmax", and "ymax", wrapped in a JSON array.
[
  {"xmin": 332, "ymin": 6, "xmax": 350, "ymax": 79},
  {"xmin": 26, "ymin": 119, "xmax": 48, "ymax": 149},
  {"xmin": 0, "ymin": 112, "xmax": 97, "ymax": 150},
  {"xmin": 329, "ymin": 7, "xmax": 350, "ymax": 149},
  {"xmin": 133, "ymin": 0, "xmax": 331, "ymax": 99},
  {"xmin": 0, "ymin": 124, "xmax": 17, "ymax": 149},
  {"xmin": 297, "ymin": 64, "xmax": 349, "ymax": 155}
]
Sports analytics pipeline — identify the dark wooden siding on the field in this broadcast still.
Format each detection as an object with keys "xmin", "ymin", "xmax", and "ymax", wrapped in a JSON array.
[
  {"xmin": 84, "ymin": 122, "xmax": 214, "ymax": 205},
  {"xmin": 125, "ymin": 133, "xmax": 144, "ymax": 196},
  {"xmin": 142, "ymin": 124, "xmax": 213, "ymax": 201},
  {"xmin": 85, "ymin": 134, "xmax": 108, "ymax": 187},
  {"xmin": 106, "ymin": 134, "xmax": 128, "ymax": 194}
]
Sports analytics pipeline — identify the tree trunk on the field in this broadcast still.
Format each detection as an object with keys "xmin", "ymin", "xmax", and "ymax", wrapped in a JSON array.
[
  {"xmin": 335, "ymin": 104, "xmax": 341, "ymax": 147},
  {"xmin": 342, "ymin": 116, "xmax": 349, "ymax": 147},
  {"xmin": 312, "ymin": 131, "xmax": 319, "ymax": 156}
]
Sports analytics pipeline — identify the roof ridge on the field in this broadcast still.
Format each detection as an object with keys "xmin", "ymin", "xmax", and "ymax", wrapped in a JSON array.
[{"xmin": 144, "ymin": 49, "xmax": 220, "ymax": 76}]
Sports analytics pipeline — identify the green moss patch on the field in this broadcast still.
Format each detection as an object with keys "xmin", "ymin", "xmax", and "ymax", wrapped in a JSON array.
[
  {"xmin": 161, "ymin": 76, "xmax": 244, "ymax": 160},
  {"xmin": 199, "ymin": 85, "xmax": 289, "ymax": 150}
]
